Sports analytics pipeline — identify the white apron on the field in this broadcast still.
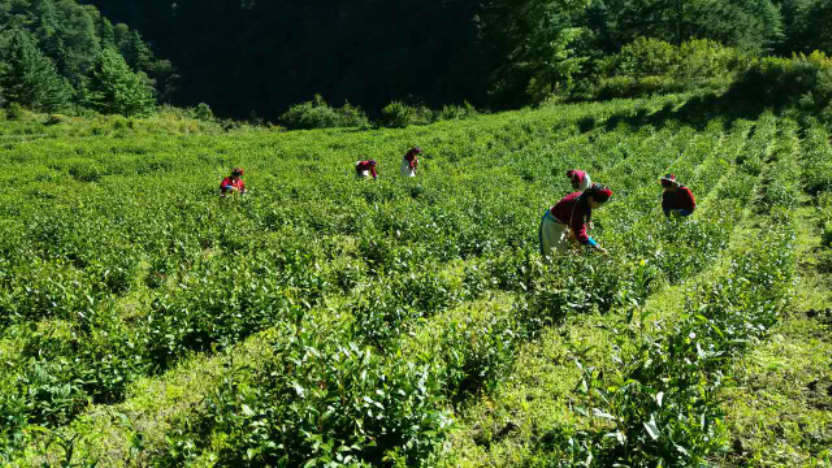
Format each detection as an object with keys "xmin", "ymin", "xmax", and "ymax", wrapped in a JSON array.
[
  {"xmin": 356, "ymin": 161, "xmax": 370, "ymax": 179},
  {"xmin": 401, "ymin": 158, "xmax": 416, "ymax": 177},
  {"xmin": 539, "ymin": 210, "xmax": 576, "ymax": 258}
]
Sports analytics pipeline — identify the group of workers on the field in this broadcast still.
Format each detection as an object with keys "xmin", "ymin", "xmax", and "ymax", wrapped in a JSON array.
[
  {"xmin": 220, "ymin": 148, "xmax": 421, "ymax": 197},
  {"xmin": 220, "ymin": 147, "xmax": 422, "ymax": 197},
  {"xmin": 354, "ymin": 147, "xmax": 423, "ymax": 180},
  {"xmin": 539, "ymin": 170, "xmax": 696, "ymax": 258},
  {"xmin": 219, "ymin": 148, "xmax": 696, "ymax": 260}
]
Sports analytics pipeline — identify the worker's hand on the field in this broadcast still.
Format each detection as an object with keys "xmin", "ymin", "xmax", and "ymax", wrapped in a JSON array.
[{"xmin": 597, "ymin": 246, "xmax": 609, "ymax": 256}]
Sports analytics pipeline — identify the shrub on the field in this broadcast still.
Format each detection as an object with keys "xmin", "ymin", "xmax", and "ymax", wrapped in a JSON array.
[
  {"xmin": 193, "ymin": 102, "xmax": 214, "ymax": 121},
  {"xmin": 610, "ymin": 37, "xmax": 678, "ymax": 78},
  {"xmin": 730, "ymin": 51, "xmax": 832, "ymax": 107},
  {"xmin": 68, "ymin": 162, "xmax": 102, "ymax": 183},
  {"xmin": 378, "ymin": 101, "xmax": 435, "ymax": 127},
  {"xmin": 594, "ymin": 38, "xmax": 744, "ymax": 99},
  {"xmin": 280, "ymin": 94, "xmax": 370, "ymax": 129},
  {"xmin": 6, "ymin": 102, "xmax": 29, "ymax": 120},
  {"xmin": 676, "ymin": 39, "xmax": 745, "ymax": 85},
  {"xmin": 45, "ymin": 114, "xmax": 72, "ymax": 126},
  {"xmin": 435, "ymin": 101, "xmax": 480, "ymax": 122},
  {"xmin": 596, "ymin": 75, "xmax": 683, "ymax": 99}
]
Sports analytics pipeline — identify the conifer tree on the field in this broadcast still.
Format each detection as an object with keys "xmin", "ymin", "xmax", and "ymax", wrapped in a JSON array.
[
  {"xmin": 588, "ymin": 0, "xmax": 781, "ymax": 52},
  {"xmin": 477, "ymin": 0, "xmax": 591, "ymax": 106},
  {"xmin": 87, "ymin": 48, "xmax": 154, "ymax": 116},
  {"xmin": 119, "ymin": 30, "xmax": 153, "ymax": 72},
  {"xmin": 0, "ymin": 29, "xmax": 72, "ymax": 112},
  {"xmin": 98, "ymin": 16, "xmax": 117, "ymax": 50}
]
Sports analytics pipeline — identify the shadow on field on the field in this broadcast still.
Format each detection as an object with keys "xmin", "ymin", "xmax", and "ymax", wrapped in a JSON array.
[{"xmin": 596, "ymin": 91, "xmax": 775, "ymax": 133}]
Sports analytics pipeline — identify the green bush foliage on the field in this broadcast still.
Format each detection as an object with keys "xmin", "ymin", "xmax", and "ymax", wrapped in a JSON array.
[
  {"xmin": 596, "ymin": 38, "xmax": 745, "ymax": 99},
  {"xmin": 279, "ymin": 95, "xmax": 370, "ymax": 130},
  {"xmin": 731, "ymin": 51, "xmax": 832, "ymax": 110},
  {"xmin": 436, "ymin": 101, "xmax": 480, "ymax": 122},
  {"xmin": 161, "ymin": 319, "xmax": 449, "ymax": 466},
  {"xmin": 379, "ymin": 101, "xmax": 435, "ymax": 127},
  {"xmin": 378, "ymin": 101, "xmax": 480, "ymax": 127}
]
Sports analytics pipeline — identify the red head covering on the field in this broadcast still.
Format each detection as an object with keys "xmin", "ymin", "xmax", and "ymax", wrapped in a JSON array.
[
  {"xmin": 369, "ymin": 159, "xmax": 377, "ymax": 166},
  {"xmin": 411, "ymin": 147, "xmax": 422, "ymax": 154},
  {"xmin": 232, "ymin": 167, "xmax": 244, "ymax": 177},
  {"xmin": 566, "ymin": 169, "xmax": 576, "ymax": 179},
  {"xmin": 661, "ymin": 173, "xmax": 679, "ymax": 188},
  {"xmin": 587, "ymin": 184, "xmax": 613, "ymax": 203}
]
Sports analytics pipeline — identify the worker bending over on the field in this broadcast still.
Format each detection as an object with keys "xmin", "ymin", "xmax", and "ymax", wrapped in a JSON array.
[
  {"xmin": 220, "ymin": 167, "xmax": 246, "ymax": 197},
  {"xmin": 660, "ymin": 174, "xmax": 695, "ymax": 218},
  {"xmin": 539, "ymin": 184, "xmax": 613, "ymax": 258},
  {"xmin": 356, "ymin": 159, "xmax": 379, "ymax": 179}
]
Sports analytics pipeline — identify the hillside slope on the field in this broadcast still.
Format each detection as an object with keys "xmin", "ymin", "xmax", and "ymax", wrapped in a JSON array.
[{"xmin": 1, "ymin": 94, "xmax": 829, "ymax": 466}]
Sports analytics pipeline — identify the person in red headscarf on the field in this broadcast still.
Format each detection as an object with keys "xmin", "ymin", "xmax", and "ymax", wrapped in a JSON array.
[
  {"xmin": 220, "ymin": 167, "xmax": 246, "ymax": 197},
  {"xmin": 355, "ymin": 159, "xmax": 378, "ymax": 179},
  {"xmin": 539, "ymin": 184, "xmax": 613, "ymax": 258},
  {"xmin": 566, "ymin": 169, "xmax": 592, "ymax": 191},
  {"xmin": 401, "ymin": 147, "xmax": 422, "ymax": 177},
  {"xmin": 660, "ymin": 174, "xmax": 695, "ymax": 218}
]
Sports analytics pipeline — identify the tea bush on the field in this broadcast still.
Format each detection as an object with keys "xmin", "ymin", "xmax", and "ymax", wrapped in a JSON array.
[
  {"xmin": 159, "ymin": 318, "xmax": 450, "ymax": 467},
  {"xmin": 535, "ymin": 118, "xmax": 802, "ymax": 467}
]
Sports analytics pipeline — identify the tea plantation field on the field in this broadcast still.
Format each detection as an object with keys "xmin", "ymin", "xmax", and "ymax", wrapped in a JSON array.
[{"xmin": 1, "ymin": 95, "xmax": 830, "ymax": 467}]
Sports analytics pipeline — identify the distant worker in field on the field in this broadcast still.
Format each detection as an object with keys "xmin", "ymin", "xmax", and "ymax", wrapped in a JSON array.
[
  {"xmin": 660, "ymin": 174, "xmax": 695, "ymax": 218},
  {"xmin": 539, "ymin": 184, "xmax": 612, "ymax": 258},
  {"xmin": 567, "ymin": 169, "xmax": 592, "ymax": 191},
  {"xmin": 220, "ymin": 167, "xmax": 246, "ymax": 197},
  {"xmin": 356, "ymin": 159, "xmax": 379, "ymax": 180},
  {"xmin": 401, "ymin": 147, "xmax": 422, "ymax": 177}
]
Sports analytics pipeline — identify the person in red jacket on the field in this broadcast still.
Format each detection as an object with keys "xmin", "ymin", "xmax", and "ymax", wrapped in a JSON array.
[
  {"xmin": 660, "ymin": 174, "xmax": 695, "ymax": 218},
  {"xmin": 355, "ymin": 159, "xmax": 378, "ymax": 179},
  {"xmin": 220, "ymin": 167, "xmax": 246, "ymax": 197},
  {"xmin": 539, "ymin": 184, "xmax": 613, "ymax": 258},
  {"xmin": 401, "ymin": 147, "xmax": 421, "ymax": 177},
  {"xmin": 566, "ymin": 169, "xmax": 592, "ymax": 191}
]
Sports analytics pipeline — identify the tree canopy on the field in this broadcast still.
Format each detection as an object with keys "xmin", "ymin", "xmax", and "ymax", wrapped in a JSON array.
[
  {"xmin": 0, "ymin": 28, "xmax": 72, "ymax": 112},
  {"xmin": 2, "ymin": 0, "xmax": 830, "ymax": 118},
  {"xmin": 0, "ymin": 0, "xmax": 168, "ymax": 114}
]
